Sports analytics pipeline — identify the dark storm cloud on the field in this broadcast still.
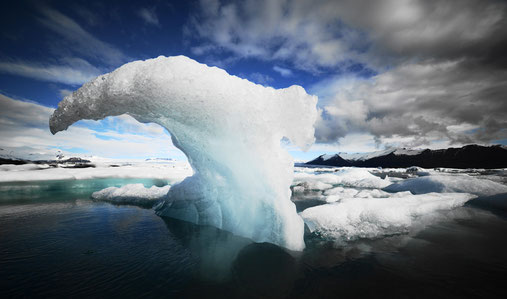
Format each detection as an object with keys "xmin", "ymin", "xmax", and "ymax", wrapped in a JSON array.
[
  {"xmin": 324, "ymin": 0, "xmax": 507, "ymax": 145},
  {"xmin": 188, "ymin": 0, "xmax": 507, "ymax": 70},
  {"xmin": 188, "ymin": 0, "xmax": 507, "ymax": 146},
  {"xmin": 334, "ymin": 0, "xmax": 507, "ymax": 64},
  {"xmin": 316, "ymin": 60, "xmax": 507, "ymax": 144}
]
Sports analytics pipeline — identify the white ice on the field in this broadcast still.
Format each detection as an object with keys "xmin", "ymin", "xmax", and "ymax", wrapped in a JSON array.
[
  {"xmin": 323, "ymin": 187, "xmax": 392, "ymax": 203},
  {"xmin": 91, "ymin": 183, "xmax": 170, "ymax": 206},
  {"xmin": 48, "ymin": 55, "xmax": 318, "ymax": 251},
  {"xmin": 0, "ymin": 160, "xmax": 192, "ymax": 183},
  {"xmin": 384, "ymin": 174, "xmax": 507, "ymax": 197},
  {"xmin": 300, "ymin": 192, "xmax": 476, "ymax": 242},
  {"xmin": 293, "ymin": 168, "xmax": 391, "ymax": 190}
]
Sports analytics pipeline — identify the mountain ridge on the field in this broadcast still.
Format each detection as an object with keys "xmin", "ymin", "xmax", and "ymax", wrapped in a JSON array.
[{"xmin": 306, "ymin": 144, "xmax": 507, "ymax": 169}]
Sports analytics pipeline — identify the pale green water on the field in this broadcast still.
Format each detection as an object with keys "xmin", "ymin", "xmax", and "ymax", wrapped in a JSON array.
[{"xmin": 0, "ymin": 178, "xmax": 169, "ymax": 203}]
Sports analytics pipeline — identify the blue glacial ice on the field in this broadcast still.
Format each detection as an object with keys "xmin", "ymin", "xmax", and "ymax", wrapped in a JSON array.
[{"xmin": 49, "ymin": 56, "xmax": 318, "ymax": 250}]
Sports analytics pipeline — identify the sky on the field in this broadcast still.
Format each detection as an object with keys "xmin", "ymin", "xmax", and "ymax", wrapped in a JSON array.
[{"xmin": 0, "ymin": 0, "xmax": 506, "ymax": 161}]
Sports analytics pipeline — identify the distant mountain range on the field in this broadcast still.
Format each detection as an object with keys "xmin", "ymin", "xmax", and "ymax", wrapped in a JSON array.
[
  {"xmin": 306, "ymin": 144, "xmax": 507, "ymax": 169},
  {"xmin": 0, "ymin": 156, "xmax": 94, "ymax": 168}
]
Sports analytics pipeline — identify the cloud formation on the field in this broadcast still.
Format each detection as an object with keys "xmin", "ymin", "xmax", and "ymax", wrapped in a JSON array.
[
  {"xmin": 0, "ymin": 58, "xmax": 101, "ymax": 85},
  {"xmin": 0, "ymin": 94, "xmax": 182, "ymax": 160},
  {"xmin": 186, "ymin": 0, "xmax": 366, "ymax": 72},
  {"xmin": 315, "ymin": 60, "xmax": 507, "ymax": 145},
  {"xmin": 0, "ymin": 5, "xmax": 128, "ymax": 85},
  {"xmin": 273, "ymin": 66, "xmax": 293, "ymax": 77},
  {"xmin": 189, "ymin": 0, "xmax": 507, "ymax": 71},
  {"xmin": 336, "ymin": 0, "xmax": 507, "ymax": 67},
  {"xmin": 138, "ymin": 7, "xmax": 160, "ymax": 26},
  {"xmin": 37, "ymin": 6, "xmax": 129, "ymax": 66},
  {"xmin": 189, "ymin": 0, "xmax": 507, "ymax": 147}
]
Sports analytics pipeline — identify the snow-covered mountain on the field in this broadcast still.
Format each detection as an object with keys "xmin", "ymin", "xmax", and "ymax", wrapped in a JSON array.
[
  {"xmin": 339, "ymin": 148, "xmax": 423, "ymax": 161},
  {"xmin": 306, "ymin": 145, "xmax": 507, "ymax": 169}
]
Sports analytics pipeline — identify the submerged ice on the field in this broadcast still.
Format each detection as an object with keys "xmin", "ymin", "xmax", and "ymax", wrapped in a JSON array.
[{"xmin": 49, "ymin": 56, "xmax": 317, "ymax": 250}]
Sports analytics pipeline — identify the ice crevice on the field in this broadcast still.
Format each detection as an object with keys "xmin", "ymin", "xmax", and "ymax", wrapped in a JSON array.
[{"xmin": 49, "ymin": 55, "xmax": 318, "ymax": 251}]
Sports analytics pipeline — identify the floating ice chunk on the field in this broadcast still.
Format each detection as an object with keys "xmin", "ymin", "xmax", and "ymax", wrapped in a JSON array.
[
  {"xmin": 49, "ymin": 55, "xmax": 318, "ymax": 250},
  {"xmin": 294, "ymin": 166, "xmax": 338, "ymax": 173},
  {"xmin": 337, "ymin": 168, "xmax": 391, "ymax": 188},
  {"xmin": 292, "ymin": 181, "xmax": 333, "ymax": 193},
  {"xmin": 355, "ymin": 189, "xmax": 391, "ymax": 198},
  {"xmin": 405, "ymin": 166, "xmax": 430, "ymax": 176},
  {"xmin": 322, "ymin": 186, "xmax": 402, "ymax": 203},
  {"xmin": 322, "ymin": 187, "xmax": 359, "ymax": 203},
  {"xmin": 91, "ymin": 184, "xmax": 170, "ymax": 207},
  {"xmin": 324, "ymin": 186, "xmax": 360, "ymax": 196},
  {"xmin": 291, "ymin": 185, "xmax": 306, "ymax": 194},
  {"xmin": 300, "ymin": 192, "xmax": 476, "ymax": 242},
  {"xmin": 293, "ymin": 168, "xmax": 391, "ymax": 190},
  {"xmin": 384, "ymin": 175, "xmax": 507, "ymax": 197}
]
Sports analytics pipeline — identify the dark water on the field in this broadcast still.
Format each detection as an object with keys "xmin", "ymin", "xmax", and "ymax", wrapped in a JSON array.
[{"xmin": 1, "ymin": 179, "xmax": 507, "ymax": 298}]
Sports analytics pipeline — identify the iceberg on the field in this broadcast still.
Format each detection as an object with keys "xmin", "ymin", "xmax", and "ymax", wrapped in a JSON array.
[
  {"xmin": 300, "ymin": 192, "xmax": 476, "ymax": 242},
  {"xmin": 49, "ymin": 55, "xmax": 318, "ymax": 250}
]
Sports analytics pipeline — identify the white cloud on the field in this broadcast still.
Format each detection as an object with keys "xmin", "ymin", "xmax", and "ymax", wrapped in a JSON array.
[
  {"xmin": 187, "ymin": 0, "xmax": 507, "ymax": 148},
  {"xmin": 273, "ymin": 66, "xmax": 293, "ymax": 77},
  {"xmin": 287, "ymin": 132, "xmax": 381, "ymax": 161},
  {"xmin": 138, "ymin": 7, "xmax": 160, "ymax": 26},
  {"xmin": 310, "ymin": 133, "xmax": 380, "ymax": 153},
  {"xmin": 188, "ymin": 0, "xmax": 507, "ymax": 72},
  {"xmin": 0, "ymin": 94, "xmax": 54, "ymax": 129},
  {"xmin": 38, "ymin": 6, "xmax": 129, "ymax": 66},
  {"xmin": 0, "ymin": 94, "xmax": 184, "ymax": 160},
  {"xmin": 0, "ymin": 58, "xmax": 101, "ymax": 85},
  {"xmin": 186, "ymin": 0, "xmax": 365, "ymax": 72},
  {"xmin": 0, "ymin": 6, "xmax": 131, "ymax": 86},
  {"xmin": 313, "ymin": 60, "xmax": 507, "ymax": 146}
]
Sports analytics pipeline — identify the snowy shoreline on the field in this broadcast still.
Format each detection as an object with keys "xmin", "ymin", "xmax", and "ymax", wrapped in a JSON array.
[{"xmin": 0, "ymin": 160, "xmax": 192, "ymax": 183}]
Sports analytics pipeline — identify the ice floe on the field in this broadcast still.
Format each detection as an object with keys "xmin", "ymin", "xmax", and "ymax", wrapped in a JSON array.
[
  {"xmin": 300, "ymin": 192, "xmax": 476, "ymax": 242},
  {"xmin": 91, "ymin": 183, "xmax": 170, "ymax": 207}
]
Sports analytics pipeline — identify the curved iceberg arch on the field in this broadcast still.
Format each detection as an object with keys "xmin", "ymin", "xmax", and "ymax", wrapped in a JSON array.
[{"xmin": 49, "ymin": 56, "xmax": 317, "ymax": 250}]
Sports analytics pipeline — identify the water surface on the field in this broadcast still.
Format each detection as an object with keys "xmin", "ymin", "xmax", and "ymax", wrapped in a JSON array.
[{"xmin": 1, "ymin": 179, "xmax": 507, "ymax": 298}]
